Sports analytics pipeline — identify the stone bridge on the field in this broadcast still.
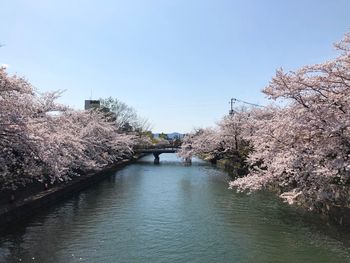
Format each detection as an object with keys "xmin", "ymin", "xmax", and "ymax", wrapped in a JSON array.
[{"xmin": 134, "ymin": 145, "xmax": 181, "ymax": 164}]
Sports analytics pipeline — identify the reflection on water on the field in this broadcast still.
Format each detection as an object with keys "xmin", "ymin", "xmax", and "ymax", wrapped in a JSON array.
[{"xmin": 1, "ymin": 154, "xmax": 350, "ymax": 262}]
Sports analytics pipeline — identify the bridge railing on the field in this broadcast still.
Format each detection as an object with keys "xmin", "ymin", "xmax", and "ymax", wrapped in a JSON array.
[{"xmin": 133, "ymin": 144, "xmax": 181, "ymax": 150}]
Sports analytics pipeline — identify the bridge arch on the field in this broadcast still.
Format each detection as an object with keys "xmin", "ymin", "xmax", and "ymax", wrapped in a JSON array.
[{"xmin": 134, "ymin": 146, "xmax": 180, "ymax": 164}]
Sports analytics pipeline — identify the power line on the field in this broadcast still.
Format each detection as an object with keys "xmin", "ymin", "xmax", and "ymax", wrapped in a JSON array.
[{"xmin": 229, "ymin": 97, "xmax": 265, "ymax": 115}]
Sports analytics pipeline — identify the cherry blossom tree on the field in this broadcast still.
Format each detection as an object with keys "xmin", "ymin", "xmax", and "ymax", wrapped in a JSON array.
[
  {"xmin": 0, "ymin": 67, "xmax": 139, "ymax": 191},
  {"xmin": 234, "ymin": 33, "xmax": 350, "ymax": 214},
  {"xmin": 178, "ymin": 112, "xmax": 251, "ymax": 168},
  {"xmin": 0, "ymin": 67, "xmax": 44, "ymax": 189},
  {"xmin": 178, "ymin": 128, "xmax": 223, "ymax": 163},
  {"xmin": 181, "ymin": 32, "xmax": 350, "ymax": 218}
]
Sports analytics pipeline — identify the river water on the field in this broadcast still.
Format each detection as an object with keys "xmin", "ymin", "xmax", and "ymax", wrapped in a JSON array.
[{"xmin": 1, "ymin": 154, "xmax": 350, "ymax": 262}]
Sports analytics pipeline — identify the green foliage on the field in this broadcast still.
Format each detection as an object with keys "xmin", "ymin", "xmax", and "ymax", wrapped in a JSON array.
[{"xmin": 158, "ymin": 133, "xmax": 168, "ymax": 140}]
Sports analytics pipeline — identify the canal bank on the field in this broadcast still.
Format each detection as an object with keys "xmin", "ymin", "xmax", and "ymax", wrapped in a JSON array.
[
  {"xmin": 0, "ymin": 154, "xmax": 146, "ymax": 229},
  {"xmin": 215, "ymin": 157, "xmax": 350, "ymax": 227}
]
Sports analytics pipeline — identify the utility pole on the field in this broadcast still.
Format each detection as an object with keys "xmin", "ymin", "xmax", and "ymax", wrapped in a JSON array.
[{"xmin": 229, "ymin": 98, "xmax": 235, "ymax": 115}]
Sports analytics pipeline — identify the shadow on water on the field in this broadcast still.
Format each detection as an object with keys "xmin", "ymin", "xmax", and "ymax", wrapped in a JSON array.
[
  {"xmin": 1, "ymin": 153, "xmax": 350, "ymax": 262},
  {"xmin": 136, "ymin": 154, "xmax": 208, "ymax": 167}
]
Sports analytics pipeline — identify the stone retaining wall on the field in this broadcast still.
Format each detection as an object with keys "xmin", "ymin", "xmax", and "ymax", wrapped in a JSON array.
[{"xmin": 0, "ymin": 156, "xmax": 144, "ymax": 229}]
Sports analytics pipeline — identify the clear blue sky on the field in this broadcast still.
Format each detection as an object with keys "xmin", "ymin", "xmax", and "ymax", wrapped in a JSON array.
[{"xmin": 1, "ymin": 0, "xmax": 350, "ymax": 133}]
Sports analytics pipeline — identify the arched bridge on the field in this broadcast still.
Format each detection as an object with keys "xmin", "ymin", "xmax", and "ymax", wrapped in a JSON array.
[{"xmin": 134, "ymin": 145, "xmax": 181, "ymax": 164}]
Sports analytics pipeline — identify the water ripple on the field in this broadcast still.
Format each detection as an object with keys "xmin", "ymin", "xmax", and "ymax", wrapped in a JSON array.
[{"xmin": 1, "ymin": 154, "xmax": 350, "ymax": 262}]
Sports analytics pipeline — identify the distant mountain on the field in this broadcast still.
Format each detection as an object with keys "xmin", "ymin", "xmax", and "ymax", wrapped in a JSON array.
[
  {"xmin": 167, "ymin": 132, "xmax": 185, "ymax": 140},
  {"xmin": 153, "ymin": 132, "xmax": 185, "ymax": 139}
]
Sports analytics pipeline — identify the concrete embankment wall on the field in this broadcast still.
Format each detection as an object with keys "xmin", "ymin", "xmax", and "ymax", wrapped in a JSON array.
[{"xmin": 0, "ymin": 156, "xmax": 144, "ymax": 229}]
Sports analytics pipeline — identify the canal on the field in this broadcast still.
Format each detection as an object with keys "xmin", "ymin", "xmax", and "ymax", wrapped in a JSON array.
[{"xmin": 1, "ymin": 154, "xmax": 350, "ymax": 262}]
